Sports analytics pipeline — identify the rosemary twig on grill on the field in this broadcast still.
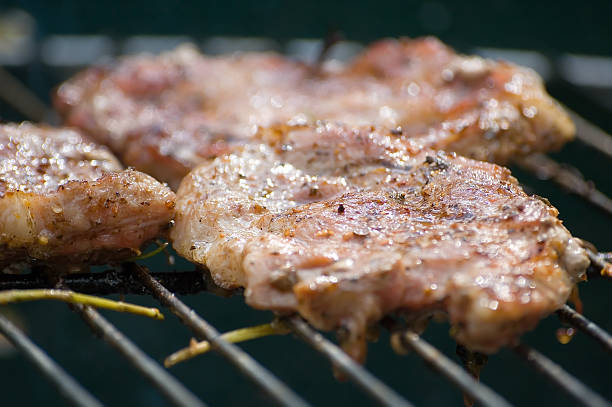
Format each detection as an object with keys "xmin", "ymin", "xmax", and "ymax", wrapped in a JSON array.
[
  {"xmin": 165, "ymin": 321, "xmax": 290, "ymax": 367},
  {"xmin": 125, "ymin": 242, "xmax": 169, "ymax": 262},
  {"xmin": 0, "ymin": 289, "xmax": 164, "ymax": 320}
]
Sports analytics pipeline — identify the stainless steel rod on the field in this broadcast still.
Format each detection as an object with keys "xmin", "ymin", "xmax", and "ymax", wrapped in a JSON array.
[
  {"xmin": 286, "ymin": 316, "xmax": 414, "ymax": 407},
  {"xmin": 131, "ymin": 264, "xmax": 310, "ymax": 407},
  {"xmin": 513, "ymin": 344, "xmax": 611, "ymax": 407},
  {"xmin": 0, "ymin": 313, "xmax": 104, "ymax": 407},
  {"xmin": 516, "ymin": 154, "xmax": 612, "ymax": 215},
  {"xmin": 75, "ymin": 305, "xmax": 207, "ymax": 407},
  {"xmin": 556, "ymin": 305, "xmax": 612, "ymax": 353},
  {"xmin": 567, "ymin": 109, "xmax": 612, "ymax": 160},
  {"xmin": 396, "ymin": 330, "xmax": 514, "ymax": 407}
]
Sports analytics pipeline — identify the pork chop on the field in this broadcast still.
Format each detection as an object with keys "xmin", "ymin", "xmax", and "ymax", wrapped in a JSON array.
[
  {"xmin": 0, "ymin": 122, "xmax": 175, "ymax": 271},
  {"xmin": 54, "ymin": 37, "xmax": 574, "ymax": 189},
  {"xmin": 171, "ymin": 122, "xmax": 587, "ymax": 361}
]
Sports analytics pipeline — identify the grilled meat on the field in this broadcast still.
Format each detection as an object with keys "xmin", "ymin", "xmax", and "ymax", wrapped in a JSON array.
[
  {"xmin": 171, "ymin": 122, "xmax": 588, "ymax": 361},
  {"xmin": 0, "ymin": 123, "xmax": 175, "ymax": 270},
  {"xmin": 54, "ymin": 37, "xmax": 574, "ymax": 189}
]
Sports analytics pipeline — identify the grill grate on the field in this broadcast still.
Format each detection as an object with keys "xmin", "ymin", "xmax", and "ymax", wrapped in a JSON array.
[
  {"xmin": 71, "ymin": 302, "xmax": 206, "ymax": 407},
  {"xmin": 393, "ymin": 330, "xmax": 512, "ymax": 407},
  {"xmin": 513, "ymin": 344, "xmax": 610, "ymax": 407},
  {"xmin": 1, "ymin": 262, "xmax": 610, "ymax": 406},
  {"xmin": 556, "ymin": 305, "xmax": 612, "ymax": 353},
  {"xmin": 516, "ymin": 153, "xmax": 612, "ymax": 215},
  {"xmin": 286, "ymin": 315, "xmax": 413, "ymax": 407},
  {"xmin": 130, "ymin": 264, "xmax": 310, "ymax": 407},
  {"xmin": 0, "ymin": 314, "xmax": 104, "ymax": 407},
  {"xmin": 0, "ymin": 38, "xmax": 611, "ymax": 407}
]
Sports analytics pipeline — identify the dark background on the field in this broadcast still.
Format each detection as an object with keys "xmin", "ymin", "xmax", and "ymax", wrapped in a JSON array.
[
  {"xmin": 0, "ymin": 1, "xmax": 611, "ymax": 406},
  {"xmin": 4, "ymin": 0, "xmax": 612, "ymax": 54}
]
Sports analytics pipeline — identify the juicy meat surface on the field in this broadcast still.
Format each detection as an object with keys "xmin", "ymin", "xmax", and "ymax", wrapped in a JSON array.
[
  {"xmin": 54, "ymin": 37, "xmax": 574, "ymax": 189},
  {"xmin": 0, "ymin": 123, "xmax": 176, "ymax": 270},
  {"xmin": 171, "ymin": 123, "xmax": 588, "ymax": 361}
]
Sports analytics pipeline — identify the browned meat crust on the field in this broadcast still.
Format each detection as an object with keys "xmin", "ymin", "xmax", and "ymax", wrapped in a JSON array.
[
  {"xmin": 54, "ymin": 37, "xmax": 574, "ymax": 189},
  {"xmin": 0, "ymin": 123, "xmax": 175, "ymax": 270},
  {"xmin": 171, "ymin": 123, "xmax": 587, "ymax": 361}
]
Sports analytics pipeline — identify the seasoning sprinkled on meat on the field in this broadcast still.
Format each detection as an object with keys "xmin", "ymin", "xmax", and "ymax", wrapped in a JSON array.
[
  {"xmin": 0, "ymin": 123, "xmax": 175, "ymax": 271},
  {"xmin": 171, "ymin": 122, "xmax": 587, "ymax": 361}
]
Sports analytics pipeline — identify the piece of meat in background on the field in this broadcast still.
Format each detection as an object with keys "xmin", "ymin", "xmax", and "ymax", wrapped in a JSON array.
[{"xmin": 54, "ymin": 37, "xmax": 574, "ymax": 189}]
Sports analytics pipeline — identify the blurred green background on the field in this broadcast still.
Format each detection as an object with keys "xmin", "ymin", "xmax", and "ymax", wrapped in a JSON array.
[{"xmin": 0, "ymin": 1, "xmax": 611, "ymax": 406}]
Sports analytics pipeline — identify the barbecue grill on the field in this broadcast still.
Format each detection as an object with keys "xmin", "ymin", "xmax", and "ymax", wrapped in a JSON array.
[{"xmin": 0, "ymin": 22, "xmax": 611, "ymax": 407}]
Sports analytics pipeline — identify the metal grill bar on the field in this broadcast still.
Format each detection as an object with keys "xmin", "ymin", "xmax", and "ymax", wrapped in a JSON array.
[
  {"xmin": 516, "ymin": 154, "xmax": 612, "ymax": 215},
  {"xmin": 0, "ymin": 66, "xmax": 54, "ymax": 123},
  {"xmin": 0, "ymin": 313, "xmax": 103, "ymax": 407},
  {"xmin": 286, "ymin": 316, "xmax": 414, "ymax": 407},
  {"xmin": 130, "ymin": 264, "xmax": 310, "ymax": 407},
  {"xmin": 394, "ymin": 330, "xmax": 513, "ymax": 407},
  {"xmin": 556, "ymin": 305, "xmax": 612, "ymax": 353},
  {"xmin": 0, "ymin": 270, "xmax": 209, "ymax": 295},
  {"xmin": 73, "ymin": 304, "xmax": 207, "ymax": 407},
  {"xmin": 1, "ymin": 256, "xmax": 610, "ymax": 289},
  {"xmin": 587, "ymin": 250, "xmax": 612, "ymax": 279},
  {"xmin": 513, "ymin": 344, "xmax": 611, "ymax": 407},
  {"xmin": 567, "ymin": 109, "xmax": 612, "ymax": 160}
]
